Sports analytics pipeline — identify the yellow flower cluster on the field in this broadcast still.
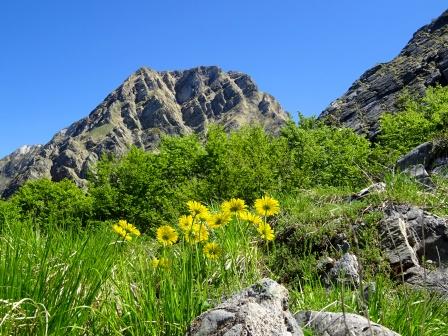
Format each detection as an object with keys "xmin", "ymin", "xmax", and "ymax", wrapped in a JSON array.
[
  {"xmin": 257, "ymin": 222, "xmax": 275, "ymax": 241},
  {"xmin": 238, "ymin": 196, "xmax": 278, "ymax": 241},
  {"xmin": 239, "ymin": 211, "xmax": 263, "ymax": 226},
  {"xmin": 152, "ymin": 201, "xmax": 228, "ymax": 263},
  {"xmin": 112, "ymin": 220, "xmax": 141, "ymax": 241},
  {"xmin": 145, "ymin": 196, "xmax": 279, "ymax": 269}
]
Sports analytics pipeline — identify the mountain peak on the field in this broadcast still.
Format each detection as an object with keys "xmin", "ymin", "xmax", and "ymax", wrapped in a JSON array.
[{"xmin": 0, "ymin": 66, "xmax": 288, "ymax": 198}]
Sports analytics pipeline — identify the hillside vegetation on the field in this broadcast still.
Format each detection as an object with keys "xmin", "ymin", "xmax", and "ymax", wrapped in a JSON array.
[{"xmin": 1, "ymin": 86, "xmax": 448, "ymax": 335}]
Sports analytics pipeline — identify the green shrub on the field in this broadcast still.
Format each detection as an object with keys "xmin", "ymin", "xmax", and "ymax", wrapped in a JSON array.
[
  {"xmin": 90, "ymin": 135, "xmax": 207, "ymax": 231},
  {"xmin": 377, "ymin": 85, "xmax": 448, "ymax": 165},
  {"xmin": 202, "ymin": 125, "xmax": 288, "ymax": 201},
  {"xmin": 10, "ymin": 178, "xmax": 93, "ymax": 229},
  {"xmin": 0, "ymin": 199, "xmax": 21, "ymax": 229},
  {"xmin": 280, "ymin": 117, "xmax": 373, "ymax": 188}
]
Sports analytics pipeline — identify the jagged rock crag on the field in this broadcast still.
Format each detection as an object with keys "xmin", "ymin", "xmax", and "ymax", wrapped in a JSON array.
[
  {"xmin": 0, "ymin": 66, "xmax": 289, "ymax": 197},
  {"xmin": 320, "ymin": 10, "xmax": 448, "ymax": 138}
]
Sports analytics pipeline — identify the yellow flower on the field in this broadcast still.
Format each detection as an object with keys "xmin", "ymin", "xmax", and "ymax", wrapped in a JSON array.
[
  {"xmin": 187, "ymin": 201, "xmax": 208, "ymax": 217},
  {"xmin": 156, "ymin": 225, "xmax": 179, "ymax": 246},
  {"xmin": 207, "ymin": 212, "xmax": 231, "ymax": 229},
  {"xmin": 178, "ymin": 215, "xmax": 193, "ymax": 231},
  {"xmin": 159, "ymin": 257, "xmax": 170, "ymax": 268},
  {"xmin": 257, "ymin": 222, "xmax": 275, "ymax": 241},
  {"xmin": 203, "ymin": 242, "xmax": 221, "ymax": 260},
  {"xmin": 184, "ymin": 224, "xmax": 209, "ymax": 244},
  {"xmin": 221, "ymin": 198, "xmax": 247, "ymax": 215},
  {"xmin": 150, "ymin": 257, "xmax": 160, "ymax": 268},
  {"xmin": 118, "ymin": 219, "xmax": 141, "ymax": 237},
  {"xmin": 112, "ymin": 223, "xmax": 133, "ymax": 241},
  {"xmin": 112, "ymin": 224, "xmax": 126, "ymax": 237},
  {"xmin": 151, "ymin": 257, "xmax": 170, "ymax": 268},
  {"xmin": 197, "ymin": 210, "xmax": 212, "ymax": 223},
  {"xmin": 239, "ymin": 211, "xmax": 263, "ymax": 226},
  {"xmin": 254, "ymin": 196, "xmax": 280, "ymax": 217}
]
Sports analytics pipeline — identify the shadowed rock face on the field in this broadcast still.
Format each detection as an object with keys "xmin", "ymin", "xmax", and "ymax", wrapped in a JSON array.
[
  {"xmin": 320, "ymin": 10, "xmax": 448, "ymax": 138},
  {"xmin": 380, "ymin": 204, "xmax": 448, "ymax": 295},
  {"xmin": 0, "ymin": 66, "xmax": 289, "ymax": 198}
]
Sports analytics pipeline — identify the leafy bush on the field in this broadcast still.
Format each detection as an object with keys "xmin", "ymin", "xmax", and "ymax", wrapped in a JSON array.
[
  {"xmin": 10, "ymin": 178, "xmax": 93, "ymax": 229},
  {"xmin": 201, "ymin": 125, "xmax": 288, "ymax": 201},
  {"xmin": 377, "ymin": 85, "xmax": 448, "ymax": 165},
  {"xmin": 90, "ymin": 135, "xmax": 206, "ymax": 231},
  {"xmin": 280, "ymin": 117, "xmax": 373, "ymax": 188},
  {"xmin": 88, "ymin": 122, "xmax": 375, "ymax": 230}
]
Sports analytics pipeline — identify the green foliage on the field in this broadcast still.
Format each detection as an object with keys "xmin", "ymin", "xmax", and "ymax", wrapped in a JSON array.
[
  {"xmin": 377, "ymin": 85, "xmax": 448, "ymax": 165},
  {"xmin": 90, "ymin": 135, "xmax": 207, "ymax": 231},
  {"xmin": 10, "ymin": 178, "xmax": 92, "ymax": 229},
  {"xmin": 280, "ymin": 118, "xmax": 373, "ymax": 188},
  {"xmin": 270, "ymin": 188, "xmax": 387, "ymax": 286},
  {"xmin": 0, "ymin": 219, "xmax": 115, "ymax": 335},
  {"xmin": 88, "ymin": 122, "xmax": 375, "ymax": 230},
  {"xmin": 0, "ymin": 199, "xmax": 20, "ymax": 228},
  {"xmin": 290, "ymin": 275, "xmax": 448, "ymax": 336},
  {"xmin": 202, "ymin": 125, "xmax": 288, "ymax": 201}
]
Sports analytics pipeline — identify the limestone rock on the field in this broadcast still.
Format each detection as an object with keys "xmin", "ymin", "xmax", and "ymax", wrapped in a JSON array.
[
  {"xmin": 0, "ymin": 66, "xmax": 289, "ymax": 197},
  {"xmin": 404, "ymin": 266, "xmax": 448, "ymax": 296},
  {"xmin": 396, "ymin": 142, "xmax": 434, "ymax": 171},
  {"xmin": 380, "ymin": 204, "xmax": 448, "ymax": 294},
  {"xmin": 396, "ymin": 140, "xmax": 448, "ymax": 184},
  {"xmin": 320, "ymin": 10, "xmax": 448, "ymax": 138},
  {"xmin": 186, "ymin": 278, "xmax": 303, "ymax": 336},
  {"xmin": 328, "ymin": 253, "xmax": 361, "ymax": 287},
  {"xmin": 296, "ymin": 311, "xmax": 401, "ymax": 336}
]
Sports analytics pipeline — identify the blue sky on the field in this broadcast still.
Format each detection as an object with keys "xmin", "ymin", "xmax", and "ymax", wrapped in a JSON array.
[{"xmin": 0, "ymin": 1, "xmax": 446, "ymax": 158}]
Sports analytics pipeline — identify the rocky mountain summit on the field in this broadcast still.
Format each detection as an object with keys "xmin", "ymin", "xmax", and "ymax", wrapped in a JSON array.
[
  {"xmin": 320, "ymin": 9, "xmax": 448, "ymax": 138},
  {"xmin": 0, "ymin": 66, "xmax": 289, "ymax": 198}
]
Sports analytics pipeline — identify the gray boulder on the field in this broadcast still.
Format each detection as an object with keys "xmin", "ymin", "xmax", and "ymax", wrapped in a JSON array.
[
  {"xmin": 403, "ymin": 164, "xmax": 434, "ymax": 188},
  {"xmin": 404, "ymin": 266, "xmax": 448, "ymax": 296},
  {"xmin": 296, "ymin": 310, "xmax": 401, "ymax": 336},
  {"xmin": 186, "ymin": 278, "xmax": 303, "ymax": 336},
  {"xmin": 396, "ymin": 142, "xmax": 433, "ymax": 171},
  {"xmin": 395, "ymin": 140, "xmax": 448, "ymax": 186},
  {"xmin": 328, "ymin": 253, "xmax": 361, "ymax": 287},
  {"xmin": 380, "ymin": 204, "xmax": 448, "ymax": 294}
]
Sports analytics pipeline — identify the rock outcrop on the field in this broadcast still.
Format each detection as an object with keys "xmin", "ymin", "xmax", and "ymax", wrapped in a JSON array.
[
  {"xmin": 320, "ymin": 10, "xmax": 448, "ymax": 138},
  {"xmin": 380, "ymin": 204, "xmax": 448, "ymax": 295},
  {"xmin": 396, "ymin": 140, "xmax": 448, "ymax": 183},
  {"xmin": 296, "ymin": 311, "xmax": 401, "ymax": 336},
  {"xmin": 187, "ymin": 278, "xmax": 303, "ymax": 336},
  {"xmin": 328, "ymin": 253, "xmax": 361, "ymax": 287},
  {"xmin": 0, "ymin": 66, "xmax": 289, "ymax": 197},
  {"xmin": 317, "ymin": 253, "xmax": 361, "ymax": 288}
]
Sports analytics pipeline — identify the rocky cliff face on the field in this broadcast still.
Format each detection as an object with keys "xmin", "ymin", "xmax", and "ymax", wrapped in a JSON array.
[
  {"xmin": 320, "ymin": 10, "xmax": 448, "ymax": 138},
  {"xmin": 0, "ymin": 66, "xmax": 289, "ymax": 197}
]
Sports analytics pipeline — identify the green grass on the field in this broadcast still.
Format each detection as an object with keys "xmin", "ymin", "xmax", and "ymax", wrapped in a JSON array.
[
  {"xmin": 0, "ymin": 202, "xmax": 266, "ymax": 335},
  {"xmin": 290, "ymin": 276, "xmax": 448, "ymax": 336},
  {"xmin": 1, "ymin": 178, "xmax": 448, "ymax": 335}
]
